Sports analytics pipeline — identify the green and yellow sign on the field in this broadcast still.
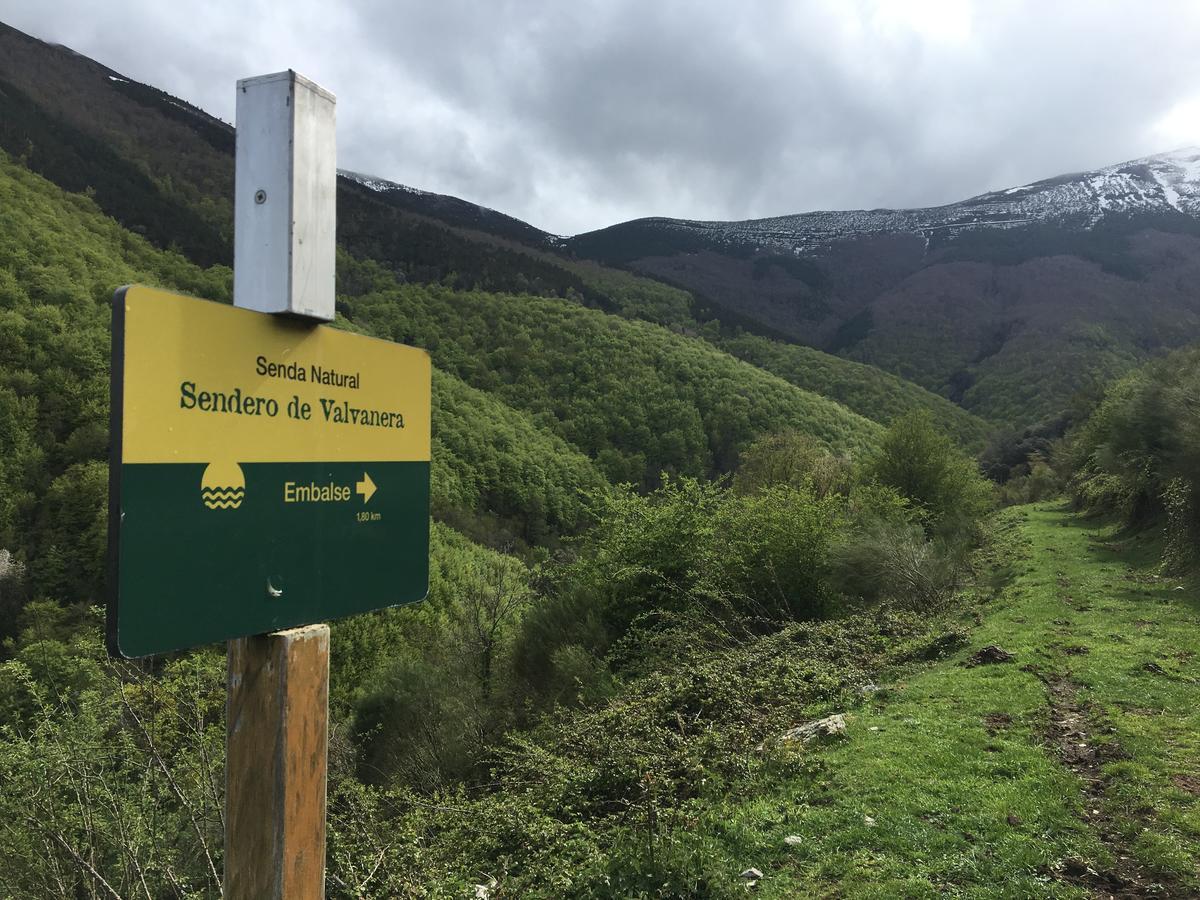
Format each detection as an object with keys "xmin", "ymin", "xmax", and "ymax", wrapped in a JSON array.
[{"xmin": 108, "ymin": 285, "xmax": 431, "ymax": 657}]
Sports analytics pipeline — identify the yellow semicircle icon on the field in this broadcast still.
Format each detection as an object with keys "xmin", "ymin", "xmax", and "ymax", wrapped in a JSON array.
[{"xmin": 200, "ymin": 461, "xmax": 246, "ymax": 510}]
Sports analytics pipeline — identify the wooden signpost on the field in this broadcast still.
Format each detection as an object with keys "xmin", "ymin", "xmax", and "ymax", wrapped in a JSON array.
[
  {"xmin": 107, "ymin": 71, "xmax": 430, "ymax": 899},
  {"xmin": 226, "ymin": 625, "xmax": 330, "ymax": 899}
]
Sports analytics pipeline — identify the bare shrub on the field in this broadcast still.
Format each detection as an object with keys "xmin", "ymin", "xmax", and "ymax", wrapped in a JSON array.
[{"xmin": 831, "ymin": 521, "xmax": 966, "ymax": 610}]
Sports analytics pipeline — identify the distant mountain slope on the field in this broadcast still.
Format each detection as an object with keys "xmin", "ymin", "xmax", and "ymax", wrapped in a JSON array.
[
  {"xmin": 0, "ymin": 24, "xmax": 568, "ymax": 277},
  {"xmin": 341, "ymin": 169, "xmax": 553, "ymax": 247},
  {"xmin": 339, "ymin": 256, "xmax": 883, "ymax": 486},
  {"xmin": 0, "ymin": 22, "xmax": 556, "ymax": 255},
  {"xmin": 565, "ymin": 150, "xmax": 1200, "ymax": 425},
  {"xmin": 0, "ymin": 22, "xmax": 721, "ymax": 335},
  {"xmin": 335, "ymin": 170, "xmax": 989, "ymax": 446},
  {"xmin": 716, "ymin": 332, "xmax": 990, "ymax": 449}
]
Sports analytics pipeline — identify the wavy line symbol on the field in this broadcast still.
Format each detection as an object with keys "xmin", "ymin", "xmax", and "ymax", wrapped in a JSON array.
[{"xmin": 200, "ymin": 462, "xmax": 245, "ymax": 510}]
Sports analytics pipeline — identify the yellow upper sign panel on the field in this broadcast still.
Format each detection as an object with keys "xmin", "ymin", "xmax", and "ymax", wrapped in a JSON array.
[{"xmin": 118, "ymin": 285, "xmax": 431, "ymax": 464}]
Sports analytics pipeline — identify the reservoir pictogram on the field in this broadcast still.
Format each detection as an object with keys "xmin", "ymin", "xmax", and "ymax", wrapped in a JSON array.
[{"xmin": 201, "ymin": 461, "xmax": 246, "ymax": 509}]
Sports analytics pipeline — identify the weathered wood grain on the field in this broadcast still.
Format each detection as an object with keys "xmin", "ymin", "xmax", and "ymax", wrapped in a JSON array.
[{"xmin": 225, "ymin": 624, "xmax": 329, "ymax": 899}]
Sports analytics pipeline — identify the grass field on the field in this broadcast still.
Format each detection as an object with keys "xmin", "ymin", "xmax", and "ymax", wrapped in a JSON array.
[{"xmin": 700, "ymin": 503, "xmax": 1200, "ymax": 897}]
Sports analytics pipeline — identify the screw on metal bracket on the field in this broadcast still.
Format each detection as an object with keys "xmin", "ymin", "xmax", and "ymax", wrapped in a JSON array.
[{"xmin": 254, "ymin": 189, "xmax": 267, "ymax": 204}]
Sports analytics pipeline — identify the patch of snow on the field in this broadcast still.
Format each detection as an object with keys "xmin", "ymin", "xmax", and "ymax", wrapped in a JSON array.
[
  {"xmin": 107, "ymin": 75, "xmax": 128, "ymax": 84},
  {"xmin": 338, "ymin": 169, "xmax": 431, "ymax": 197},
  {"xmin": 1159, "ymin": 178, "xmax": 1182, "ymax": 211}
]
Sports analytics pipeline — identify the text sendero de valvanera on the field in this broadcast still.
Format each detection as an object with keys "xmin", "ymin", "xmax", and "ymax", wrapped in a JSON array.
[{"xmin": 178, "ymin": 380, "xmax": 405, "ymax": 429}]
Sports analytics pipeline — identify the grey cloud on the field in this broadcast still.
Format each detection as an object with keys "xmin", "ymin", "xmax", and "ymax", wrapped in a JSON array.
[{"xmin": 4, "ymin": 0, "xmax": 1200, "ymax": 234}]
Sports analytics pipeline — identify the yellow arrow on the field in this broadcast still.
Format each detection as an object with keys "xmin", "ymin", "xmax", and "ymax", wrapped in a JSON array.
[{"xmin": 356, "ymin": 472, "xmax": 377, "ymax": 503}]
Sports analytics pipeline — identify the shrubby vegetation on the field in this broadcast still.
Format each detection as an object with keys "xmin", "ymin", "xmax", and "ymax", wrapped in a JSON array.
[
  {"xmin": 501, "ymin": 417, "xmax": 987, "ymax": 745},
  {"xmin": 862, "ymin": 411, "xmax": 993, "ymax": 538},
  {"xmin": 0, "ymin": 595, "xmax": 971, "ymax": 898},
  {"xmin": 1064, "ymin": 346, "xmax": 1200, "ymax": 570},
  {"xmin": 0, "ymin": 604, "xmax": 228, "ymax": 898},
  {"xmin": 2, "ymin": 408, "xmax": 988, "ymax": 894}
]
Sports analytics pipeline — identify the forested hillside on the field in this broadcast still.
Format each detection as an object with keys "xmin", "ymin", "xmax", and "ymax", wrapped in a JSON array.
[
  {"xmin": 338, "ymin": 256, "xmax": 881, "ymax": 485},
  {"xmin": 718, "ymin": 331, "xmax": 989, "ymax": 449},
  {"xmin": 0, "ymin": 152, "xmax": 609, "ymax": 599}
]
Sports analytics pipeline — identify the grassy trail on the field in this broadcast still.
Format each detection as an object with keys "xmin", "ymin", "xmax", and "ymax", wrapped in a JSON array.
[{"xmin": 709, "ymin": 503, "xmax": 1200, "ymax": 897}]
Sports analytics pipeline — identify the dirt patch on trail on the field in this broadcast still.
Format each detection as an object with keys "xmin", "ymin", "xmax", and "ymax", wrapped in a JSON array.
[
  {"xmin": 1041, "ymin": 674, "xmax": 1184, "ymax": 899},
  {"xmin": 1170, "ymin": 775, "xmax": 1200, "ymax": 797},
  {"xmin": 963, "ymin": 645, "xmax": 1015, "ymax": 667},
  {"xmin": 983, "ymin": 713, "xmax": 1012, "ymax": 735}
]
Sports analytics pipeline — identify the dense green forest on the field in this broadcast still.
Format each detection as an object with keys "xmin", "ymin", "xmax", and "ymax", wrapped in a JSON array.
[{"xmin": 718, "ymin": 331, "xmax": 990, "ymax": 449}]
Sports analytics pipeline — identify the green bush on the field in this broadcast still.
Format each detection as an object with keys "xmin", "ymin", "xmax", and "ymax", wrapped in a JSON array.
[
  {"xmin": 863, "ymin": 411, "xmax": 993, "ymax": 537},
  {"xmin": 734, "ymin": 430, "xmax": 854, "ymax": 498},
  {"xmin": 712, "ymin": 484, "xmax": 843, "ymax": 620},
  {"xmin": 996, "ymin": 454, "xmax": 1062, "ymax": 506},
  {"xmin": 559, "ymin": 476, "xmax": 844, "ymax": 636},
  {"xmin": 352, "ymin": 654, "xmax": 482, "ymax": 789},
  {"xmin": 511, "ymin": 589, "xmax": 613, "ymax": 715},
  {"xmin": 0, "ymin": 611, "xmax": 227, "ymax": 899},
  {"xmin": 1065, "ymin": 346, "xmax": 1200, "ymax": 569},
  {"xmin": 344, "ymin": 525, "xmax": 533, "ymax": 788}
]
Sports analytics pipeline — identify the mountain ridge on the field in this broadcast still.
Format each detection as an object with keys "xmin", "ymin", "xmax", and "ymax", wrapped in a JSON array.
[
  {"xmin": 564, "ymin": 147, "xmax": 1200, "ymax": 262},
  {"xmin": 342, "ymin": 148, "xmax": 1200, "ymax": 251},
  {"xmin": 0, "ymin": 18, "xmax": 990, "ymax": 447}
]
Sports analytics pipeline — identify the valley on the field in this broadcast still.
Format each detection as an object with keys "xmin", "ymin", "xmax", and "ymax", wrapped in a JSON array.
[{"xmin": 0, "ymin": 15, "xmax": 1199, "ymax": 899}]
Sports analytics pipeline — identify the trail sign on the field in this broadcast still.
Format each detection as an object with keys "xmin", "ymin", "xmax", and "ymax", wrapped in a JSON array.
[{"xmin": 107, "ymin": 284, "xmax": 431, "ymax": 658}]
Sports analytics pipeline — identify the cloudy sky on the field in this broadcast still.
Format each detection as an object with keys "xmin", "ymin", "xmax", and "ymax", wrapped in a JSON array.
[{"xmin": 5, "ymin": 0, "xmax": 1200, "ymax": 235}]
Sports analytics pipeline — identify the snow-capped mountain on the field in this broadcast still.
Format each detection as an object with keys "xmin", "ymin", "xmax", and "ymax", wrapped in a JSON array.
[
  {"xmin": 582, "ymin": 148, "xmax": 1200, "ymax": 256},
  {"xmin": 561, "ymin": 147, "xmax": 1200, "ymax": 427}
]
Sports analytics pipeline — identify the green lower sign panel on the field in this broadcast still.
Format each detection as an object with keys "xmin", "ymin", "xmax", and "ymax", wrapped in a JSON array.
[{"xmin": 111, "ymin": 460, "xmax": 430, "ymax": 657}]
